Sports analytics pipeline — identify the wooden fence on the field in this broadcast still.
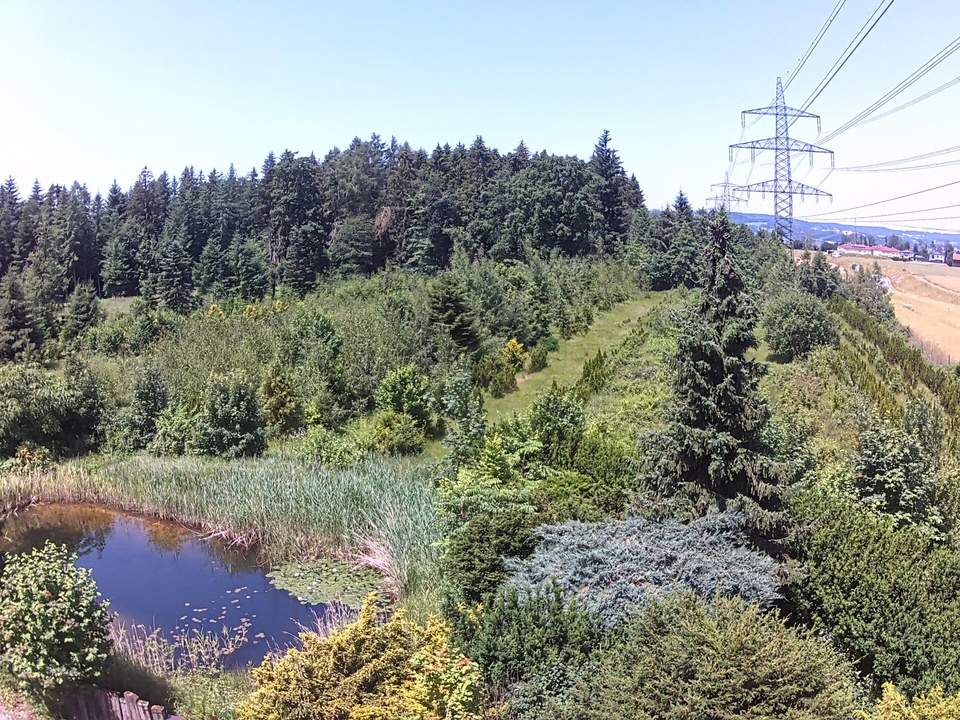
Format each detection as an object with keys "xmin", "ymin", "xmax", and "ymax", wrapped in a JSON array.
[{"xmin": 62, "ymin": 689, "xmax": 181, "ymax": 720}]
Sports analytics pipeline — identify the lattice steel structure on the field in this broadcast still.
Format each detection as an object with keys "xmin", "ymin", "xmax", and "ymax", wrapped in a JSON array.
[
  {"xmin": 729, "ymin": 77, "xmax": 834, "ymax": 243},
  {"xmin": 706, "ymin": 172, "xmax": 745, "ymax": 211}
]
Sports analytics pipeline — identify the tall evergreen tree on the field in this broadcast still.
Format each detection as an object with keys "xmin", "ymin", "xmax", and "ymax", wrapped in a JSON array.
[
  {"xmin": 429, "ymin": 274, "xmax": 482, "ymax": 357},
  {"xmin": 0, "ymin": 177, "xmax": 20, "ymax": 277},
  {"xmin": 100, "ymin": 220, "xmax": 141, "ymax": 296},
  {"xmin": 0, "ymin": 272, "xmax": 36, "ymax": 360},
  {"xmin": 281, "ymin": 223, "xmax": 322, "ymax": 293},
  {"xmin": 327, "ymin": 215, "xmax": 374, "ymax": 275},
  {"xmin": 590, "ymin": 129, "xmax": 630, "ymax": 248},
  {"xmin": 143, "ymin": 235, "xmax": 194, "ymax": 312},
  {"xmin": 60, "ymin": 283, "xmax": 102, "ymax": 342},
  {"xmin": 656, "ymin": 211, "xmax": 783, "ymax": 537}
]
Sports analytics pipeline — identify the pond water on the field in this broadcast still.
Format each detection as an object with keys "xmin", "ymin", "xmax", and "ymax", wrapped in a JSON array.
[{"xmin": 0, "ymin": 504, "xmax": 334, "ymax": 667}]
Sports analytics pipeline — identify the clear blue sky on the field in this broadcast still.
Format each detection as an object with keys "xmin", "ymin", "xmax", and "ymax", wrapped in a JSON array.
[{"xmin": 3, "ymin": 0, "xmax": 960, "ymax": 231}]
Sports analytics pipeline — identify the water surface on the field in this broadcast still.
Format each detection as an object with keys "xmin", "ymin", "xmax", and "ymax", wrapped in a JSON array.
[{"xmin": 0, "ymin": 503, "xmax": 332, "ymax": 666}]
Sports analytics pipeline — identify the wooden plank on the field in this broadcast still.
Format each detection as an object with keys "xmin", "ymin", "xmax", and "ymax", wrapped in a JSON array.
[
  {"xmin": 109, "ymin": 691, "xmax": 125, "ymax": 719},
  {"xmin": 138, "ymin": 699, "xmax": 151, "ymax": 720},
  {"xmin": 123, "ymin": 692, "xmax": 140, "ymax": 719},
  {"xmin": 149, "ymin": 705, "xmax": 166, "ymax": 720}
]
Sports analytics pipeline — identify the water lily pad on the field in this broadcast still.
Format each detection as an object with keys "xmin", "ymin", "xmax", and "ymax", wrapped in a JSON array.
[{"xmin": 267, "ymin": 559, "xmax": 382, "ymax": 607}]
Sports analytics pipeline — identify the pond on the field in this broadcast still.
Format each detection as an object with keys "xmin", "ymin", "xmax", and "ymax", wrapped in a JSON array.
[{"xmin": 0, "ymin": 503, "xmax": 338, "ymax": 667}]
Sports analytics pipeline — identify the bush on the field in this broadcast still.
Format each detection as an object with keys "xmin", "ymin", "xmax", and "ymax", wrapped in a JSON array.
[
  {"xmin": 554, "ymin": 594, "xmax": 859, "ymax": 720},
  {"xmin": 762, "ymin": 291, "xmax": 839, "ymax": 361},
  {"xmin": 258, "ymin": 362, "xmax": 304, "ymax": 436},
  {"xmin": 0, "ymin": 362, "xmax": 105, "ymax": 457},
  {"xmin": 501, "ymin": 338, "xmax": 529, "ymax": 372},
  {"xmin": 866, "ymin": 683, "xmax": 960, "ymax": 720},
  {"xmin": 464, "ymin": 585, "xmax": 605, "ymax": 690},
  {"xmin": 375, "ymin": 364, "xmax": 432, "ymax": 429},
  {"xmin": 236, "ymin": 595, "xmax": 483, "ymax": 720},
  {"xmin": 109, "ymin": 365, "xmax": 169, "ymax": 452},
  {"xmin": 361, "ymin": 410, "xmax": 426, "ymax": 456},
  {"xmin": 302, "ymin": 425, "xmax": 363, "ymax": 468},
  {"xmin": 527, "ymin": 341, "xmax": 549, "ymax": 373},
  {"xmin": 505, "ymin": 512, "xmax": 781, "ymax": 627},
  {"xmin": 527, "ymin": 384, "xmax": 584, "ymax": 466},
  {"xmin": 190, "ymin": 373, "xmax": 267, "ymax": 458},
  {"xmin": 148, "ymin": 404, "xmax": 198, "ymax": 456},
  {"xmin": 0, "ymin": 542, "xmax": 112, "ymax": 692},
  {"xmin": 792, "ymin": 492, "xmax": 960, "ymax": 695}
]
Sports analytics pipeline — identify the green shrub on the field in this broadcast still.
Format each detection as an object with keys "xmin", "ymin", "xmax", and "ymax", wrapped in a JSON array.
[
  {"xmin": 302, "ymin": 425, "xmax": 363, "ymax": 468},
  {"xmin": 0, "ymin": 542, "xmax": 112, "ymax": 692},
  {"xmin": 0, "ymin": 362, "xmax": 105, "ymax": 457},
  {"xmin": 488, "ymin": 362, "xmax": 518, "ymax": 398},
  {"xmin": 109, "ymin": 364, "xmax": 170, "ymax": 453},
  {"xmin": 527, "ymin": 384, "xmax": 584, "ymax": 466},
  {"xmin": 792, "ymin": 491, "xmax": 960, "ymax": 695},
  {"xmin": 527, "ymin": 342, "xmax": 549, "ymax": 373},
  {"xmin": 464, "ymin": 585, "xmax": 605, "ymax": 691},
  {"xmin": 554, "ymin": 594, "xmax": 859, "ymax": 720},
  {"xmin": 258, "ymin": 362, "xmax": 304, "ymax": 436},
  {"xmin": 360, "ymin": 410, "xmax": 426, "ymax": 456},
  {"xmin": 190, "ymin": 373, "xmax": 267, "ymax": 458},
  {"xmin": 375, "ymin": 364, "xmax": 432, "ymax": 429},
  {"xmin": 762, "ymin": 291, "xmax": 839, "ymax": 361},
  {"xmin": 148, "ymin": 404, "xmax": 198, "ymax": 456}
]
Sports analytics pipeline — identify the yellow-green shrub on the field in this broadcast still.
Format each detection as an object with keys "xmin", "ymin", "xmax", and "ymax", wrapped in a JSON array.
[
  {"xmin": 237, "ymin": 595, "xmax": 483, "ymax": 720},
  {"xmin": 864, "ymin": 683, "xmax": 960, "ymax": 720}
]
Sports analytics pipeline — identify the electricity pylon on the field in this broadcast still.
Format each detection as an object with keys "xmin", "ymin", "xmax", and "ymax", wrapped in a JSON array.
[
  {"xmin": 706, "ymin": 172, "xmax": 745, "ymax": 211},
  {"xmin": 729, "ymin": 77, "xmax": 833, "ymax": 243}
]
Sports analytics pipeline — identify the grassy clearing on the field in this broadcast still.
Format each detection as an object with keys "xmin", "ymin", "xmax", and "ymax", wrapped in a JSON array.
[
  {"xmin": 0, "ymin": 454, "xmax": 441, "ymax": 612},
  {"xmin": 485, "ymin": 293, "xmax": 663, "ymax": 421}
]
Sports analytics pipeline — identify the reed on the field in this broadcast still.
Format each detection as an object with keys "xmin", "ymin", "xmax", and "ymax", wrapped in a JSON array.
[{"xmin": 0, "ymin": 454, "xmax": 441, "ymax": 604}]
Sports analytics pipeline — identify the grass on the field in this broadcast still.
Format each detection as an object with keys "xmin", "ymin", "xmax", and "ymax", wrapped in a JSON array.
[
  {"xmin": 484, "ymin": 293, "xmax": 663, "ymax": 421},
  {"xmin": 0, "ymin": 454, "xmax": 441, "ymax": 612}
]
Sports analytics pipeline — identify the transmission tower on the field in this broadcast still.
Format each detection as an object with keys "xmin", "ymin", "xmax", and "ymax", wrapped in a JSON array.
[
  {"xmin": 729, "ymin": 77, "xmax": 834, "ymax": 243},
  {"xmin": 706, "ymin": 172, "xmax": 745, "ymax": 211}
]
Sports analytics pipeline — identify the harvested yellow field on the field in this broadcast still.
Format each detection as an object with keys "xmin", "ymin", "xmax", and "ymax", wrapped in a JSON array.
[{"xmin": 802, "ymin": 253, "xmax": 960, "ymax": 363}]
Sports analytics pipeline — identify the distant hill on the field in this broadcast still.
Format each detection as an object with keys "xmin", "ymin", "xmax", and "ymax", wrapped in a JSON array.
[{"xmin": 730, "ymin": 212, "xmax": 959, "ymax": 249}]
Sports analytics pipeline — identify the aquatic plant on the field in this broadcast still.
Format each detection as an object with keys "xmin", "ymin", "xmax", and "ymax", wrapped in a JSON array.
[
  {"xmin": 267, "ymin": 559, "xmax": 382, "ymax": 607},
  {"xmin": 0, "ymin": 454, "xmax": 440, "ymax": 604}
]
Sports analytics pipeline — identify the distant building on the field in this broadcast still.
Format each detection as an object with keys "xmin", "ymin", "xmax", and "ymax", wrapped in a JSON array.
[{"xmin": 836, "ymin": 243, "xmax": 901, "ymax": 258}]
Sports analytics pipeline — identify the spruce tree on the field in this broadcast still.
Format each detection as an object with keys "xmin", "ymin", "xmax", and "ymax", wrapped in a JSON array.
[
  {"xmin": 193, "ymin": 236, "xmax": 225, "ymax": 296},
  {"xmin": 232, "ymin": 236, "xmax": 270, "ymax": 300},
  {"xmin": 327, "ymin": 216, "xmax": 374, "ymax": 275},
  {"xmin": 0, "ymin": 272, "xmax": 36, "ymax": 360},
  {"xmin": 100, "ymin": 220, "xmax": 140, "ymax": 296},
  {"xmin": 657, "ymin": 211, "xmax": 783, "ymax": 538},
  {"xmin": 429, "ymin": 274, "xmax": 482, "ymax": 357},
  {"xmin": 59, "ymin": 283, "xmax": 102, "ymax": 342},
  {"xmin": 149, "ymin": 236, "xmax": 195, "ymax": 312},
  {"xmin": 281, "ymin": 223, "xmax": 321, "ymax": 294},
  {"xmin": 0, "ymin": 177, "xmax": 20, "ymax": 277},
  {"xmin": 590, "ymin": 129, "xmax": 630, "ymax": 247}
]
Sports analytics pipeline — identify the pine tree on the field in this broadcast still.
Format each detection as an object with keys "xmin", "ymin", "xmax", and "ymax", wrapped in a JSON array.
[
  {"xmin": 193, "ymin": 235, "xmax": 225, "ymax": 296},
  {"xmin": 657, "ymin": 211, "xmax": 783, "ymax": 538},
  {"xmin": 0, "ymin": 177, "xmax": 20, "ymax": 277},
  {"xmin": 327, "ymin": 216, "xmax": 374, "ymax": 275},
  {"xmin": 0, "ymin": 272, "xmax": 36, "ymax": 360},
  {"xmin": 429, "ymin": 274, "xmax": 482, "ymax": 357},
  {"xmin": 590, "ymin": 129, "xmax": 630, "ymax": 248},
  {"xmin": 231, "ymin": 236, "xmax": 270, "ymax": 300},
  {"xmin": 60, "ymin": 283, "xmax": 102, "ymax": 342},
  {"xmin": 281, "ymin": 222, "xmax": 321, "ymax": 293},
  {"xmin": 145, "ymin": 236, "xmax": 194, "ymax": 312},
  {"xmin": 100, "ymin": 220, "xmax": 140, "ymax": 296}
]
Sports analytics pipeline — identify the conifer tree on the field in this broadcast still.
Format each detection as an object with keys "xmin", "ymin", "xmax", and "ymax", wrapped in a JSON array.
[
  {"xmin": 327, "ymin": 216, "xmax": 374, "ymax": 275},
  {"xmin": 0, "ymin": 177, "xmax": 20, "ymax": 277},
  {"xmin": 656, "ymin": 211, "xmax": 783, "ymax": 537},
  {"xmin": 193, "ymin": 236, "xmax": 225, "ymax": 296},
  {"xmin": 145, "ymin": 236, "xmax": 194, "ymax": 312},
  {"xmin": 281, "ymin": 223, "xmax": 321, "ymax": 293},
  {"xmin": 231, "ymin": 236, "xmax": 270, "ymax": 300},
  {"xmin": 429, "ymin": 274, "xmax": 482, "ymax": 357},
  {"xmin": 60, "ymin": 283, "xmax": 102, "ymax": 342},
  {"xmin": 0, "ymin": 272, "xmax": 36, "ymax": 360},
  {"xmin": 590, "ymin": 129, "xmax": 630, "ymax": 247},
  {"xmin": 100, "ymin": 220, "xmax": 140, "ymax": 296}
]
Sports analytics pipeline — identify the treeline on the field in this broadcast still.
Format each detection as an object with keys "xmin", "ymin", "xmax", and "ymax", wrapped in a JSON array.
[{"xmin": 0, "ymin": 131, "xmax": 641, "ymax": 305}]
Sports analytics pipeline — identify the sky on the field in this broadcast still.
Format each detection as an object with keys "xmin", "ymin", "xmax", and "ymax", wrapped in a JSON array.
[{"xmin": 3, "ymin": 0, "xmax": 960, "ymax": 233}]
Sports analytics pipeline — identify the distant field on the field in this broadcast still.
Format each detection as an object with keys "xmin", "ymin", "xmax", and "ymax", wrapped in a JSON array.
[{"xmin": 805, "ymin": 253, "xmax": 960, "ymax": 363}]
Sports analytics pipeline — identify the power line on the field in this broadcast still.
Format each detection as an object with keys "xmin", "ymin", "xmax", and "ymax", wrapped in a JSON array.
[
  {"xmin": 838, "ymin": 158, "xmax": 960, "ymax": 173},
  {"xmin": 808, "ymin": 215, "xmax": 960, "ymax": 223},
  {"xmin": 784, "ymin": 0, "xmax": 848, "ymax": 91},
  {"xmin": 801, "ymin": 178, "xmax": 960, "ymax": 218},
  {"xmin": 802, "ymin": 202, "xmax": 960, "ymax": 221},
  {"xmin": 797, "ymin": 0, "xmax": 896, "ymax": 114},
  {"xmin": 819, "ymin": 34, "xmax": 960, "ymax": 142},
  {"xmin": 858, "ymin": 72, "xmax": 960, "ymax": 127},
  {"xmin": 838, "ymin": 143, "xmax": 960, "ymax": 170}
]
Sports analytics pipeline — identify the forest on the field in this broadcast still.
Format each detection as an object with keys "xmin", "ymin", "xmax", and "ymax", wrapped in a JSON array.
[{"xmin": 1, "ymin": 131, "xmax": 960, "ymax": 720}]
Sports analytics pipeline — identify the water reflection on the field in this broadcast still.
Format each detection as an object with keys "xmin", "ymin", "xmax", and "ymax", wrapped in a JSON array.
[{"xmin": 0, "ymin": 503, "xmax": 329, "ymax": 666}]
